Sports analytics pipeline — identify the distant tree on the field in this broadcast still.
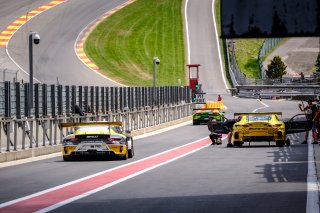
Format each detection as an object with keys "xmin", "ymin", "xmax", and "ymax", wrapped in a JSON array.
[
  {"xmin": 315, "ymin": 52, "xmax": 320, "ymax": 73},
  {"xmin": 266, "ymin": 56, "xmax": 287, "ymax": 80}
]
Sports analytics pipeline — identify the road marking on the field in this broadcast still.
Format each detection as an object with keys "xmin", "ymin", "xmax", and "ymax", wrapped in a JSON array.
[
  {"xmin": 307, "ymin": 131, "xmax": 320, "ymax": 213},
  {"xmin": 0, "ymin": 137, "xmax": 212, "ymax": 212},
  {"xmin": 0, "ymin": 0, "xmax": 66, "ymax": 48},
  {"xmin": 211, "ymin": 0, "xmax": 229, "ymax": 90},
  {"xmin": 1, "ymin": 0, "xmax": 67, "ymax": 84},
  {"xmin": 74, "ymin": 0, "xmax": 137, "ymax": 87},
  {"xmin": 253, "ymin": 99, "xmax": 269, "ymax": 112}
]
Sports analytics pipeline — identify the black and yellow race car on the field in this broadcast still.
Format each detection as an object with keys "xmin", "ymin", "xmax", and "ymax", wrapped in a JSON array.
[
  {"xmin": 211, "ymin": 112, "xmax": 309, "ymax": 147},
  {"xmin": 60, "ymin": 122, "xmax": 134, "ymax": 161}
]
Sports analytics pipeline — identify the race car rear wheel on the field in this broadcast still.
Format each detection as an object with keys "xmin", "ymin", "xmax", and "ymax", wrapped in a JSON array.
[
  {"xmin": 63, "ymin": 155, "xmax": 73, "ymax": 161},
  {"xmin": 276, "ymin": 141, "xmax": 285, "ymax": 147},
  {"xmin": 193, "ymin": 120, "xmax": 200, "ymax": 125},
  {"xmin": 233, "ymin": 141, "xmax": 243, "ymax": 147}
]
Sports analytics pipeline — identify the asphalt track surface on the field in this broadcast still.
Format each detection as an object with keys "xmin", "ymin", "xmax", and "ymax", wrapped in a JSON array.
[{"xmin": 0, "ymin": 0, "xmax": 313, "ymax": 212}]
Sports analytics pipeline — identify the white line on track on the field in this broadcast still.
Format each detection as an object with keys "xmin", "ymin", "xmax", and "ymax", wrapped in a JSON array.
[
  {"xmin": 307, "ymin": 131, "xmax": 319, "ymax": 213},
  {"xmin": 0, "ymin": 136, "xmax": 211, "ymax": 212},
  {"xmin": 256, "ymin": 99, "xmax": 320, "ymax": 212},
  {"xmin": 211, "ymin": 0, "xmax": 228, "ymax": 90}
]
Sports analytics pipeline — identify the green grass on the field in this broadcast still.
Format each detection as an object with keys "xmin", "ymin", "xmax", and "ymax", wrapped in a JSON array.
[
  {"xmin": 234, "ymin": 39, "xmax": 264, "ymax": 78},
  {"xmin": 84, "ymin": 0, "xmax": 185, "ymax": 86}
]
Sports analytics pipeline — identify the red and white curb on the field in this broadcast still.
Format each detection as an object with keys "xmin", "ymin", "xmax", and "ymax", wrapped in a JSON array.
[
  {"xmin": 75, "ymin": 0, "xmax": 136, "ymax": 86},
  {"xmin": 0, "ymin": 0, "xmax": 66, "ymax": 48}
]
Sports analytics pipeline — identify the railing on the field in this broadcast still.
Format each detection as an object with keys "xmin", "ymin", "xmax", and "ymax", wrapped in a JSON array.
[
  {"xmin": 0, "ymin": 82, "xmax": 193, "ymax": 155},
  {"xmin": 258, "ymin": 38, "xmax": 283, "ymax": 78}
]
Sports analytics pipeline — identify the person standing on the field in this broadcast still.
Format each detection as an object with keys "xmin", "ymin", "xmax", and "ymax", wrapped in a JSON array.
[
  {"xmin": 217, "ymin": 95, "xmax": 222, "ymax": 102},
  {"xmin": 225, "ymin": 116, "xmax": 242, "ymax": 147},
  {"xmin": 299, "ymin": 99, "xmax": 318, "ymax": 144},
  {"xmin": 312, "ymin": 101, "xmax": 320, "ymax": 143}
]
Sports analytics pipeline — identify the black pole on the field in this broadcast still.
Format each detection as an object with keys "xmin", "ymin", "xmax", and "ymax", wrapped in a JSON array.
[{"xmin": 29, "ymin": 33, "xmax": 33, "ymax": 109}]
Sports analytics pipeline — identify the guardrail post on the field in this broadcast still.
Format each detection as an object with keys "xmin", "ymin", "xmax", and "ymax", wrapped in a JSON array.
[
  {"xmin": 90, "ymin": 86, "xmax": 94, "ymax": 114},
  {"xmin": 65, "ymin": 86, "xmax": 70, "ymax": 115},
  {"xmin": 58, "ymin": 85, "xmax": 63, "ymax": 115},
  {"xmin": 79, "ymin": 86, "xmax": 83, "ymax": 111},
  {"xmin": 71, "ymin": 85, "xmax": 76, "ymax": 114},
  {"xmin": 24, "ymin": 83, "xmax": 30, "ymax": 117},
  {"xmin": 106, "ymin": 87, "xmax": 110, "ymax": 112},
  {"xmin": 15, "ymin": 82, "xmax": 21, "ymax": 119},
  {"xmin": 95, "ymin": 86, "xmax": 99, "ymax": 115},
  {"xmin": 119, "ymin": 87, "xmax": 123, "ymax": 111},
  {"xmin": 115, "ymin": 87, "xmax": 119, "ymax": 112},
  {"xmin": 51, "ymin": 85, "xmax": 56, "ymax": 118},
  {"xmin": 42, "ymin": 84, "xmax": 48, "ymax": 117},
  {"xmin": 84, "ymin": 86, "xmax": 88, "ymax": 113},
  {"xmin": 50, "ymin": 85, "xmax": 55, "ymax": 145},
  {"xmin": 128, "ymin": 87, "xmax": 132, "ymax": 110},
  {"xmin": 100, "ymin": 87, "xmax": 104, "ymax": 114},
  {"xmin": 34, "ymin": 84, "xmax": 39, "ymax": 118},
  {"xmin": 110, "ymin": 87, "xmax": 115, "ymax": 112},
  {"xmin": 123, "ymin": 87, "xmax": 127, "ymax": 109}
]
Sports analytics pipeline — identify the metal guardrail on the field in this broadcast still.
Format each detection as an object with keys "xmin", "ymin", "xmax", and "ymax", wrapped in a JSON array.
[
  {"xmin": 0, "ymin": 82, "xmax": 192, "ymax": 118},
  {"xmin": 258, "ymin": 38, "xmax": 282, "ymax": 79},
  {"xmin": 0, "ymin": 82, "xmax": 193, "ymax": 154},
  {"xmin": 234, "ymin": 85, "xmax": 320, "ymax": 99},
  {"xmin": 0, "ymin": 104, "xmax": 192, "ymax": 153}
]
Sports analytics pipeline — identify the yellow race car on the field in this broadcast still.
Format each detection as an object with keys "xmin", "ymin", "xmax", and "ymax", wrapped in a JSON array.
[
  {"xmin": 232, "ymin": 112, "xmax": 286, "ymax": 147},
  {"xmin": 60, "ymin": 122, "xmax": 134, "ymax": 161},
  {"xmin": 211, "ymin": 112, "xmax": 309, "ymax": 147}
]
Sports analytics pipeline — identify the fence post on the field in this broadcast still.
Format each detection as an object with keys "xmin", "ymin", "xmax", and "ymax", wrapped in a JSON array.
[
  {"xmin": 95, "ymin": 86, "xmax": 99, "ymax": 115},
  {"xmin": 79, "ymin": 86, "xmax": 83, "ymax": 111},
  {"xmin": 58, "ymin": 85, "xmax": 63, "ymax": 115},
  {"xmin": 42, "ymin": 84, "xmax": 48, "ymax": 117},
  {"xmin": 34, "ymin": 84, "xmax": 39, "ymax": 118},
  {"xmin": 90, "ymin": 86, "xmax": 94, "ymax": 114},
  {"xmin": 71, "ymin": 85, "xmax": 76, "ymax": 114},
  {"xmin": 101, "ymin": 87, "xmax": 105, "ymax": 113},
  {"xmin": 65, "ymin": 85, "xmax": 70, "ymax": 115},
  {"xmin": 24, "ymin": 83, "xmax": 30, "ymax": 117}
]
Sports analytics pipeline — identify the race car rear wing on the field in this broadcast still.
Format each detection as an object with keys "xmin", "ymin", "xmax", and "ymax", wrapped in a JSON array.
[
  {"xmin": 193, "ymin": 108, "xmax": 222, "ymax": 111},
  {"xmin": 234, "ymin": 112, "xmax": 282, "ymax": 117},
  {"xmin": 61, "ymin": 121, "xmax": 122, "ymax": 128}
]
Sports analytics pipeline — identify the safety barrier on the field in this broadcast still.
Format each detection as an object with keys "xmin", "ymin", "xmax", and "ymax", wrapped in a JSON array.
[{"xmin": 0, "ymin": 82, "xmax": 193, "ymax": 162}]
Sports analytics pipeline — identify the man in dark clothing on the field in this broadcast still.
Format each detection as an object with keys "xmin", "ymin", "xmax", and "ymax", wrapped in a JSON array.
[
  {"xmin": 207, "ymin": 118, "xmax": 222, "ymax": 145},
  {"xmin": 299, "ymin": 99, "xmax": 318, "ymax": 144},
  {"xmin": 226, "ymin": 116, "xmax": 242, "ymax": 147}
]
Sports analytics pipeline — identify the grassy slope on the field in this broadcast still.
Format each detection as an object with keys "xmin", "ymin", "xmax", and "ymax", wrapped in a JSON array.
[
  {"xmin": 84, "ymin": 0, "xmax": 185, "ymax": 86},
  {"xmin": 234, "ymin": 39, "xmax": 264, "ymax": 78}
]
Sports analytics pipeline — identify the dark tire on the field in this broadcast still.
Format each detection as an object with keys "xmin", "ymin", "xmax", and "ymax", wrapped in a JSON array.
[
  {"xmin": 193, "ymin": 120, "xmax": 200, "ymax": 125},
  {"xmin": 128, "ymin": 142, "xmax": 134, "ymax": 158},
  {"xmin": 234, "ymin": 142, "xmax": 243, "ymax": 147},
  {"xmin": 286, "ymin": 139, "xmax": 291, "ymax": 146},
  {"xmin": 63, "ymin": 155, "xmax": 73, "ymax": 161},
  {"xmin": 276, "ymin": 141, "xmax": 285, "ymax": 147}
]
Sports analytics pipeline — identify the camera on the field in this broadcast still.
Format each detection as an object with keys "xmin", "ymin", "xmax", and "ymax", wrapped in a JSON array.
[
  {"xmin": 33, "ymin": 33, "xmax": 40, "ymax": 44},
  {"xmin": 154, "ymin": 57, "xmax": 160, "ymax": 65}
]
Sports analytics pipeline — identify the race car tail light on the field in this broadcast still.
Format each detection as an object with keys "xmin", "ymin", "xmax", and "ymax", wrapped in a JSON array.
[
  {"xmin": 235, "ymin": 125, "xmax": 248, "ymax": 128},
  {"xmin": 269, "ymin": 124, "xmax": 282, "ymax": 127}
]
